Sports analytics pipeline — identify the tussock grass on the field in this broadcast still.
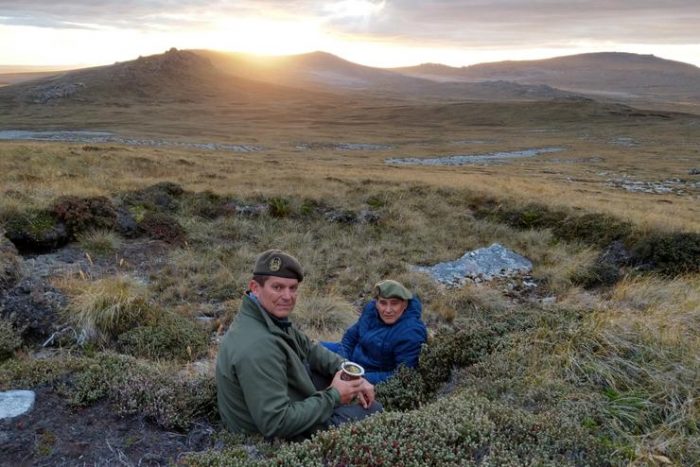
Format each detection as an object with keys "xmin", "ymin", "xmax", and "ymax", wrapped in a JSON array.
[
  {"xmin": 77, "ymin": 229, "xmax": 122, "ymax": 257},
  {"xmin": 293, "ymin": 293, "xmax": 357, "ymax": 340},
  {"xmin": 60, "ymin": 274, "xmax": 155, "ymax": 343}
]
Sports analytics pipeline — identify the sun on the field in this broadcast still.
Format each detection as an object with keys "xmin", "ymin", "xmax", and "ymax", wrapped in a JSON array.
[{"xmin": 204, "ymin": 17, "xmax": 325, "ymax": 56}]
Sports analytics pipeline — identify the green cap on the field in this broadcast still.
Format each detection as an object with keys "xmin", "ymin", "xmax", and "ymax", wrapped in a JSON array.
[
  {"xmin": 253, "ymin": 249, "xmax": 304, "ymax": 282},
  {"xmin": 373, "ymin": 280, "xmax": 412, "ymax": 300}
]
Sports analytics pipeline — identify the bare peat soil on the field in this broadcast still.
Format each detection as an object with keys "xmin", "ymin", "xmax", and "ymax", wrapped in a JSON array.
[{"xmin": 0, "ymin": 387, "xmax": 217, "ymax": 467}]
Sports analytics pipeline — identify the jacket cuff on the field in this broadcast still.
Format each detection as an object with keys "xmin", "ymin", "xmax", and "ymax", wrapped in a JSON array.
[{"xmin": 327, "ymin": 387, "xmax": 341, "ymax": 406}]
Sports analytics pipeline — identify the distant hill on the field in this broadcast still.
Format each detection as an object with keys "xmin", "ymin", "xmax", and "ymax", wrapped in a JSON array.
[
  {"xmin": 195, "ymin": 49, "xmax": 579, "ymax": 102},
  {"xmin": 0, "ymin": 48, "xmax": 329, "ymax": 106},
  {"xmin": 0, "ymin": 48, "xmax": 693, "ymax": 136},
  {"xmin": 393, "ymin": 52, "xmax": 700, "ymax": 104},
  {"xmin": 0, "ymin": 49, "xmax": 581, "ymax": 109}
]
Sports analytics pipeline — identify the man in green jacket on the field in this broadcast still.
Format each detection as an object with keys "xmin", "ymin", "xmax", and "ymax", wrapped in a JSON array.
[{"xmin": 216, "ymin": 249, "xmax": 381, "ymax": 439}]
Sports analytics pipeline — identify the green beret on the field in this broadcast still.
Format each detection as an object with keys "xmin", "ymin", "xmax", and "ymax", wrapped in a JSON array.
[
  {"xmin": 373, "ymin": 280, "xmax": 412, "ymax": 300},
  {"xmin": 253, "ymin": 249, "xmax": 304, "ymax": 282}
]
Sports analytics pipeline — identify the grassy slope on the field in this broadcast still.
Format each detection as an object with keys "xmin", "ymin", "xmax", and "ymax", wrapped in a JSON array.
[{"xmin": 1, "ymin": 94, "xmax": 699, "ymax": 464}]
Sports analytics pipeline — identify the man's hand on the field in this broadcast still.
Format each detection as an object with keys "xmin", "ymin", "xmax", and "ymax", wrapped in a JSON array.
[
  {"xmin": 330, "ymin": 371, "xmax": 363, "ymax": 404},
  {"xmin": 356, "ymin": 379, "xmax": 375, "ymax": 409}
]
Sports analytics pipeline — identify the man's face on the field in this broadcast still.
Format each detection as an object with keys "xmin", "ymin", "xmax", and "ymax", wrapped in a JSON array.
[
  {"xmin": 376, "ymin": 297, "xmax": 408, "ymax": 325},
  {"xmin": 250, "ymin": 276, "xmax": 299, "ymax": 319}
]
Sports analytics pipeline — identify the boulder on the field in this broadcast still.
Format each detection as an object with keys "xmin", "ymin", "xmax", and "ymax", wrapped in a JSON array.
[{"xmin": 416, "ymin": 243, "xmax": 533, "ymax": 286}]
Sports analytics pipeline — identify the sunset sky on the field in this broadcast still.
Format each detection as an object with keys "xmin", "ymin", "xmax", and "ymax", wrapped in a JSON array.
[{"xmin": 1, "ymin": 0, "xmax": 699, "ymax": 69}]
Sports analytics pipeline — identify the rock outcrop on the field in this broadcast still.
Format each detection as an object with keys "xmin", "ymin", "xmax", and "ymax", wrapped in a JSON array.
[{"xmin": 416, "ymin": 243, "xmax": 533, "ymax": 286}]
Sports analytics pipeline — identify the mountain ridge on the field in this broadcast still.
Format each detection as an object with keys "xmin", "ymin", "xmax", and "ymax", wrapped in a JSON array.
[{"xmin": 393, "ymin": 52, "xmax": 700, "ymax": 103}]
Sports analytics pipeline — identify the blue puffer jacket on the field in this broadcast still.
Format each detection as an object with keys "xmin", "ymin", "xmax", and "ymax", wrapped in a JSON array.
[{"xmin": 339, "ymin": 297, "xmax": 427, "ymax": 384}]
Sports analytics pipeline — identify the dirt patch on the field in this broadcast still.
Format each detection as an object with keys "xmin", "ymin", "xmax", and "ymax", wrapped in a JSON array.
[{"xmin": 0, "ymin": 386, "xmax": 217, "ymax": 466}]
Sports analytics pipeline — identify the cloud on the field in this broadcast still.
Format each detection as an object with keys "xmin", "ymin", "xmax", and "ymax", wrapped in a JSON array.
[
  {"xmin": 361, "ymin": 1, "xmax": 700, "ymax": 47},
  {"xmin": 0, "ymin": 0, "xmax": 698, "ymax": 46}
]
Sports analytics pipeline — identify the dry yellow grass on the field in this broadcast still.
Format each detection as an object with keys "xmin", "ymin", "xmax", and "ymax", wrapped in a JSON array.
[{"xmin": 1, "ymin": 113, "xmax": 697, "ymax": 232}]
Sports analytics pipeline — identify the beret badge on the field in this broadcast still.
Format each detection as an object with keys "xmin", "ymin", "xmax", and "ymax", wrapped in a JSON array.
[{"xmin": 269, "ymin": 257, "xmax": 282, "ymax": 272}]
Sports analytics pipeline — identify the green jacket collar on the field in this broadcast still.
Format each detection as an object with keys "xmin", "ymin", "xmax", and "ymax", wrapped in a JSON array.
[{"xmin": 241, "ymin": 292, "xmax": 292, "ymax": 337}]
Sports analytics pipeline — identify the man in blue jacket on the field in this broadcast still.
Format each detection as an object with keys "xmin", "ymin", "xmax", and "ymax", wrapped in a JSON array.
[{"xmin": 324, "ymin": 280, "xmax": 428, "ymax": 384}]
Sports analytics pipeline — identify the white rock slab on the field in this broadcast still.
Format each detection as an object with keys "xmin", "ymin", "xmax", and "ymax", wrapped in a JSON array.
[
  {"xmin": 416, "ymin": 243, "xmax": 533, "ymax": 286},
  {"xmin": 0, "ymin": 390, "xmax": 36, "ymax": 419}
]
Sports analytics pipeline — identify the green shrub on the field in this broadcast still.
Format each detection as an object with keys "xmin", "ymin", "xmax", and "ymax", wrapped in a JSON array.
[
  {"xmin": 552, "ymin": 212, "xmax": 633, "ymax": 247},
  {"xmin": 375, "ymin": 365, "xmax": 430, "ymax": 410},
  {"xmin": 51, "ymin": 195, "xmax": 117, "ymax": 236},
  {"xmin": 1, "ymin": 352, "xmax": 216, "ymax": 431},
  {"xmin": 0, "ymin": 355, "xmax": 87, "ymax": 390},
  {"xmin": 497, "ymin": 203, "xmax": 568, "ymax": 230},
  {"xmin": 630, "ymin": 232, "xmax": 700, "ymax": 276},
  {"xmin": 184, "ymin": 190, "xmax": 226, "ymax": 219},
  {"xmin": 117, "ymin": 312, "xmax": 210, "ymax": 361},
  {"xmin": 377, "ymin": 326, "xmax": 501, "ymax": 410},
  {"xmin": 473, "ymin": 201, "xmax": 632, "ymax": 247},
  {"xmin": 139, "ymin": 212, "xmax": 187, "ymax": 244},
  {"xmin": 267, "ymin": 197, "xmax": 291, "ymax": 218},
  {"xmin": 365, "ymin": 195, "xmax": 386, "ymax": 209},
  {"xmin": 70, "ymin": 352, "xmax": 217, "ymax": 431},
  {"xmin": 571, "ymin": 260, "xmax": 622, "ymax": 289},
  {"xmin": 299, "ymin": 199, "xmax": 323, "ymax": 217},
  {"xmin": 260, "ymin": 390, "xmax": 616, "ymax": 466},
  {"xmin": 0, "ymin": 317, "xmax": 22, "ymax": 361},
  {"xmin": 3, "ymin": 208, "xmax": 68, "ymax": 252},
  {"xmin": 0, "ymin": 236, "xmax": 22, "ymax": 291},
  {"xmin": 121, "ymin": 182, "xmax": 185, "ymax": 213}
]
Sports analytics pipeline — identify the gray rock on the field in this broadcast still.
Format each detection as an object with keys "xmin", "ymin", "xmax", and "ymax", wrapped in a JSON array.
[
  {"xmin": 690, "ymin": 168, "xmax": 700, "ymax": 175},
  {"xmin": 115, "ymin": 208, "xmax": 140, "ymax": 238},
  {"xmin": 29, "ymin": 82, "xmax": 86, "ymax": 104},
  {"xmin": 324, "ymin": 209, "xmax": 357, "ymax": 224},
  {"xmin": 609, "ymin": 137, "xmax": 637, "ymax": 147},
  {"xmin": 600, "ymin": 240, "xmax": 631, "ymax": 266},
  {"xmin": 416, "ymin": 243, "xmax": 533, "ymax": 286},
  {"xmin": 358, "ymin": 209, "xmax": 381, "ymax": 224},
  {"xmin": 0, "ymin": 390, "xmax": 35, "ymax": 419},
  {"xmin": 228, "ymin": 203, "xmax": 268, "ymax": 217}
]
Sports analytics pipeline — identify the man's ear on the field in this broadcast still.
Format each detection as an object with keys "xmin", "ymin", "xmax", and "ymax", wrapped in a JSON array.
[{"xmin": 249, "ymin": 279, "xmax": 260, "ymax": 294}]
